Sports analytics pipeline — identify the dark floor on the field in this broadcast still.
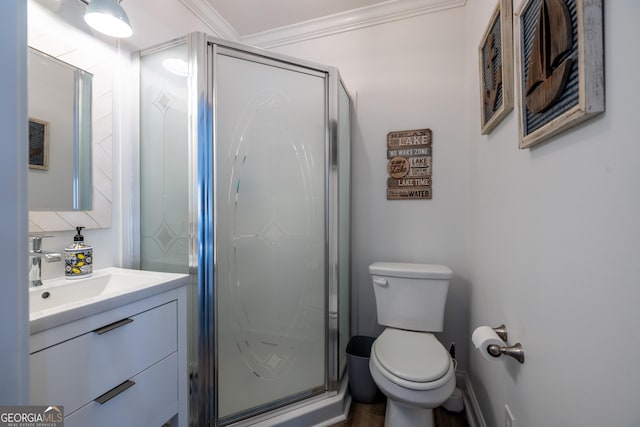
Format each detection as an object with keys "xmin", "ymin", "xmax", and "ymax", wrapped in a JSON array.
[{"xmin": 330, "ymin": 397, "xmax": 469, "ymax": 427}]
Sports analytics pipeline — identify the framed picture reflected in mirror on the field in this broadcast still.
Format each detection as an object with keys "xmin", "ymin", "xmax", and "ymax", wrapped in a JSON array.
[{"xmin": 28, "ymin": 117, "xmax": 49, "ymax": 170}]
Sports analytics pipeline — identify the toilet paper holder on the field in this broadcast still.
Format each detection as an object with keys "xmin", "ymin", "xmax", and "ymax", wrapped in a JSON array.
[
  {"xmin": 488, "ymin": 324, "xmax": 525, "ymax": 364},
  {"xmin": 492, "ymin": 324, "xmax": 508, "ymax": 342},
  {"xmin": 487, "ymin": 342, "xmax": 525, "ymax": 364}
]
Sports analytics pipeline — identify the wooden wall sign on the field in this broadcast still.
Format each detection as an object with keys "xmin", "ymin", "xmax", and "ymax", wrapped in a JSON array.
[
  {"xmin": 386, "ymin": 129, "xmax": 432, "ymax": 200},
  {"xmin": 515, "ymin": 0, "xmax": 604, "ymax": 148},
  {"xmin": 479, "ymin": 0, "xmax": 514, "ymax": 135}
]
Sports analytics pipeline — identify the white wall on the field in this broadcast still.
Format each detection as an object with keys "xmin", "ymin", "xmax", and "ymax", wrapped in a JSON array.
[
  {"xmin": 464, "ymin": 1, "xmax": 640, "ymax": 426},
  {"xmin": 273, "ymin": 7, "xmax": 471, "ymax": 369}
]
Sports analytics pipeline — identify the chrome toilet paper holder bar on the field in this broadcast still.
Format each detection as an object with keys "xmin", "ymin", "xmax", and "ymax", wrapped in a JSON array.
[
  {"xmin": 488, "ymin": 324, "xmax": 525, "ymax": 364},
  {"xmin": 487, "ymin": 342, "xmax": 525, "ymax": 364}
]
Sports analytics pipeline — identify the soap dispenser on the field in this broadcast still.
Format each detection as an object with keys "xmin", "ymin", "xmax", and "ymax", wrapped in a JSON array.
[{"xmin": 65, "ymin": 226, "xmax": 93, "ymax": 279}]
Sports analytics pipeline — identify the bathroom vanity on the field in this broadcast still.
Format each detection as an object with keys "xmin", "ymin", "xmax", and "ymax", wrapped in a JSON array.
[{"xmin": 29, "ymin": 268, "xmax": 189, "ymax": 427}]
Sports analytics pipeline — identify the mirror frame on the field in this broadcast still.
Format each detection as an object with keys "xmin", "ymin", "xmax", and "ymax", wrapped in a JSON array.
[{"xmin": 28, "ymin": 0, "xmax": 113, "ymax": 232}]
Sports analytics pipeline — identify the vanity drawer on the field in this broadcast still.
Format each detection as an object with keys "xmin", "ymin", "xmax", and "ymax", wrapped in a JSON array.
[
  {"xmin": 30, "ymin": 301, "xmax": 177, "ymax": 415},
  {"xmin": 65, "ymin": 352, "xmax": 178, "ymax": 427}
]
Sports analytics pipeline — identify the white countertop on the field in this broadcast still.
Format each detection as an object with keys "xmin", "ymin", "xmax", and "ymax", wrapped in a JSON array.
[{"xmin": 30, "ymin": 267, "xmax": 190, "ymax": 334}]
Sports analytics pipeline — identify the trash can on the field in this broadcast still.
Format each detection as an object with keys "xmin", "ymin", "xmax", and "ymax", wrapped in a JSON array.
[{"xmin": 346, "ymin": 336, "xmax": 379, "ymax": 403}]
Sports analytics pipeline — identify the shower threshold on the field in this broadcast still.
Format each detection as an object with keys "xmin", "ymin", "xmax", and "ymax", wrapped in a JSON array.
[{"xmin": 225, "ymin": 376, "xmax": 350, "ymax": 427}]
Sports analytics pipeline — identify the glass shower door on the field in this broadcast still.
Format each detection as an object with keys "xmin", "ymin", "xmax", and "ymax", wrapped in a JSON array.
[{"xmin": 214, "ymin": 49, "xmax": 328, "ymax": 423}]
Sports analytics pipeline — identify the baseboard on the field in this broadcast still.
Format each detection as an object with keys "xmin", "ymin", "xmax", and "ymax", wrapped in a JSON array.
[{"xmin": 456, "ymin": 370, "xmax": 487, "ymax": 427}]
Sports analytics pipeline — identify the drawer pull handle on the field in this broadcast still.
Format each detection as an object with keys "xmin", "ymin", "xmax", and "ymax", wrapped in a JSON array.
[
  {"xmin": 93, "ymin": 318, "xmax": 134, "ymax": 335},
  {"xmin": 95, "ymin": 380, "xmax": 136, "ymax": 405}
]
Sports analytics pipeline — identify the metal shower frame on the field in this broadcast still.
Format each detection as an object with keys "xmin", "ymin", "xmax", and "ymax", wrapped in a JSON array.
[{"xmin": 180, "ymin": 32, "xmax": 352, "ymax": 426}]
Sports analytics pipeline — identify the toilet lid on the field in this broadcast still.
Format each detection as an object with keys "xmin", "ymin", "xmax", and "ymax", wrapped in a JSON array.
[{"xmin": 374, "ymin": 329, "xmax": 451, "ymax": 383}]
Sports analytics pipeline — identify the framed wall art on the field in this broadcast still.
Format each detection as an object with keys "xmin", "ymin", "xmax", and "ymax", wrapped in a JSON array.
[
  {"xmin": 515, "ymin": 0, "xmax": 604, "ymax": 149},
  {"xmin": 479, "ymin": 0, "xmax": 514, "ymax": 135},
  {"xmin": 386, "ymin": 129, "xmax": 432, "ymax": 200},
  {"xmin": 28, "ymin": 118, "xmax": 49, "ymax": 170}
]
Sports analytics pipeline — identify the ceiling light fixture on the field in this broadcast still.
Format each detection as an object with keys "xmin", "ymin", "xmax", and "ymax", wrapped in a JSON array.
[{"xmin": 83, "ymin": 0, "xmax": 133, "ymax": 38}]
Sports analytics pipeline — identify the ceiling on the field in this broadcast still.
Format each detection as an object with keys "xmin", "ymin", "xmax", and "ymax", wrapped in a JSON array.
[{"xmin": 204, "ymin": 0, "xmax": 393, "ymax": 36}]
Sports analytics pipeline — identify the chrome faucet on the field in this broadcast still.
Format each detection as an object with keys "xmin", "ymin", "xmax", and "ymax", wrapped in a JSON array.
[{"xmin": 29, "ymin": 235, "xmax": 62, "ymax": 287}]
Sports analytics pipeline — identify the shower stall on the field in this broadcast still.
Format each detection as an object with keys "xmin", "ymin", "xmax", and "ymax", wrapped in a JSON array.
[{"xmin": 138, "ymin": 33, "xmax": 352, "ymax": 426}]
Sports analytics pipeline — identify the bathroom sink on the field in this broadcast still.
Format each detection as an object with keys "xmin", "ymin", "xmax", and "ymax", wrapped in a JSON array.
[{"xmin": 29, "ymin": 267, "xmax": 189, "ymax": 333}]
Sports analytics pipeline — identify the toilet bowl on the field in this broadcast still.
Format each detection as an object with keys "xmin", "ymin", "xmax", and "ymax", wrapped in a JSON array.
[
  {"xmin": 369, "ymin": 328, "xmax": 456, "ymax": 427},
  {"xmin": 368, "ymin": 262, "xmax": 455, "ymax": 427}
]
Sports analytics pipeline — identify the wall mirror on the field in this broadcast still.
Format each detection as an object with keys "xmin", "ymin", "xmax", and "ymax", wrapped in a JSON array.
[
  {"xmin": 28, "ymin": 0, "xmax": 114, "ymax": 232},
  {"xmin": 28, "ymin": 47, "xmax": 93, "ymax": 212}
]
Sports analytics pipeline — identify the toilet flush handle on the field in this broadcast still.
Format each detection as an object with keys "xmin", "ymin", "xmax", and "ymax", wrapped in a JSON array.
[{"xmin": 373, "ymin": 277, "xmax": 388, "ymax": 287}]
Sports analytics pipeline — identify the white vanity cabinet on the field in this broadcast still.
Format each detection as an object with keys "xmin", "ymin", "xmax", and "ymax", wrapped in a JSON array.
[{"xmin": 29, "ymin": 285, "xmax": 188, "ymax": 427}]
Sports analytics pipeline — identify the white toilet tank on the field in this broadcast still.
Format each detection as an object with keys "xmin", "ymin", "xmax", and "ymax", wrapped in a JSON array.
[{"xmin": 369, "ymin": 262, "xmax": 453, "ymax": 332}]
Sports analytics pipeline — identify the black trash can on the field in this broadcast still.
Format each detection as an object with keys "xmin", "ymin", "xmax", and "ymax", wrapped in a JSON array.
[{"xmin": 346, "ymin": 336, "xmax": 379, "ymax": 403}]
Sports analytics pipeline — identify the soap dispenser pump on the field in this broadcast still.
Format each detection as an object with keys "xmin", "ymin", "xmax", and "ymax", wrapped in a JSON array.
[{"xmin": 65, "ymin": 226, "xmax": 93, "ymax": 279}]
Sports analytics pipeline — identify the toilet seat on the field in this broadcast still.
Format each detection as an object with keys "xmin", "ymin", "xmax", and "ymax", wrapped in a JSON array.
[{"xmin": 371, "ymin": 329, "xmax": 453, "ymax": 391}]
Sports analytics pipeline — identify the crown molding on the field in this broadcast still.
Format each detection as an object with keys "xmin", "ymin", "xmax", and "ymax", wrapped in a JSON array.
[
  {"xmin": 178, "ymin": 0, "xmax": 240, "ymax": 41},
  {"xmin": 181, "ymin": 0, "xmax": 465, "ymax": 49},
  {"xmin": 242, "ymin": 0, "xmax": 466, "ymax": 48}
]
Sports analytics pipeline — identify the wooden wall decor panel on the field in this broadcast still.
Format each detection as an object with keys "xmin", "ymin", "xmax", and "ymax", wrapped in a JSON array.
[
  {"xmin": 515, "ymin": 0, "xmax": 604, "ymax": 148},
  {"xmin": 479, "ymin": 0, "xmax": 514, "ymax": 135}
]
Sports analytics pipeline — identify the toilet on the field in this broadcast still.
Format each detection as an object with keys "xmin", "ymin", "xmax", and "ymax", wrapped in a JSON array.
[{"xmin": 368, "ymin": 262, "xmax": 456, "ymax": 427}]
